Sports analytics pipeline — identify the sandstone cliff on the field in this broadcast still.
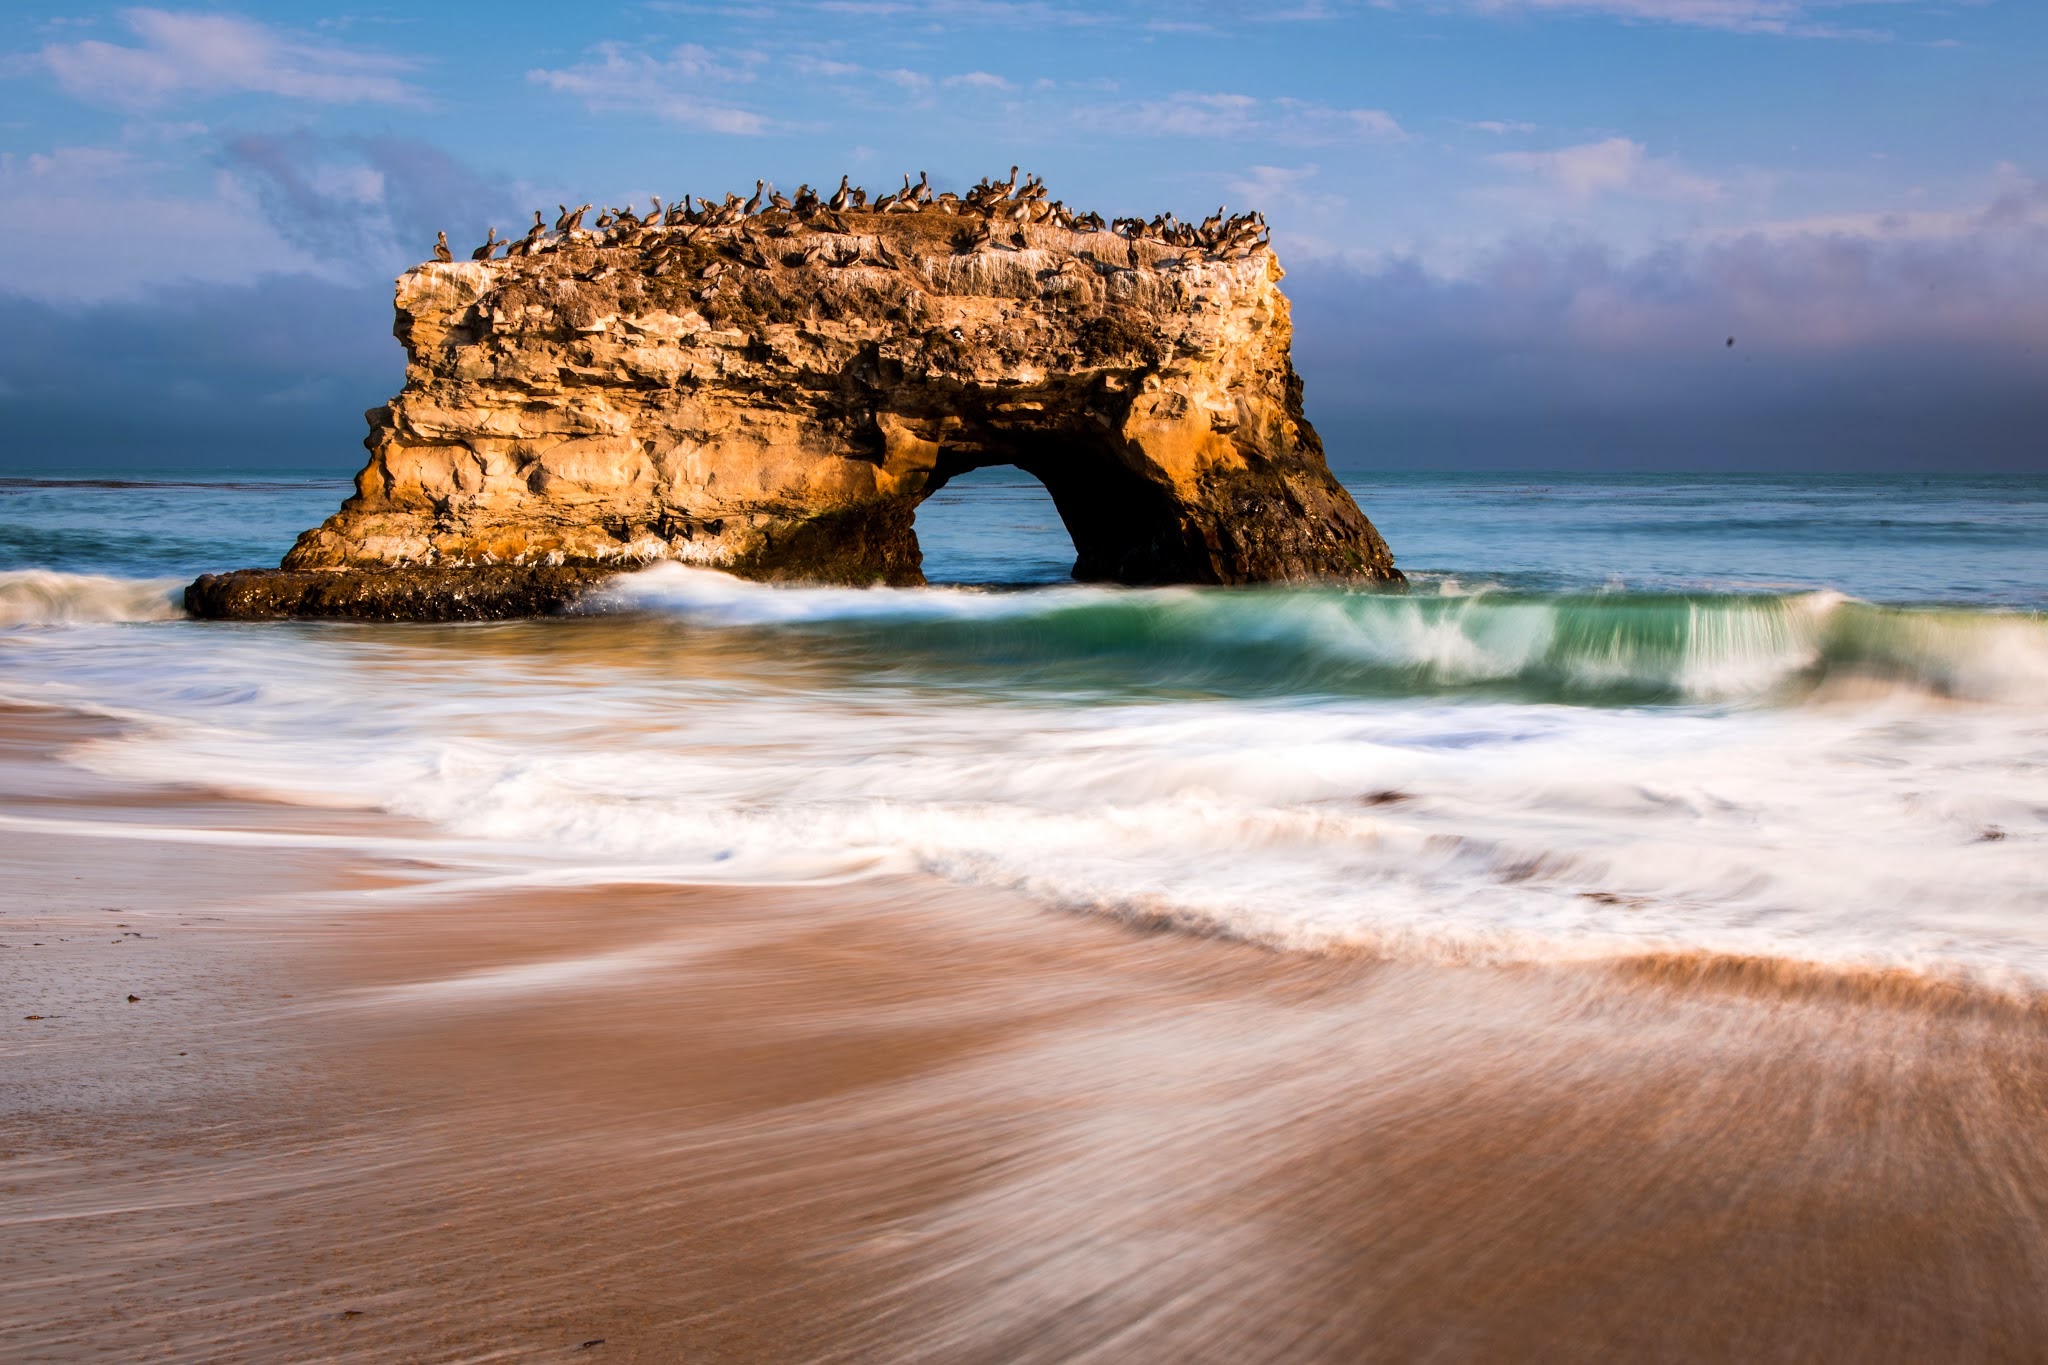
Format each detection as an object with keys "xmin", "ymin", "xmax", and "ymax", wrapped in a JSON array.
[{"xmin": 191, "ymin": 189, "xmax": 1400, "ymax": 618}]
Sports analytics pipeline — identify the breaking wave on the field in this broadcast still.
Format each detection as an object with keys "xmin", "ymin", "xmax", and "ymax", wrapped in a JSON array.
[
  {"xmin": 594, "ymin": 565, "xmax": 2048, "ymax": 706},
  {"xmin": 5, "ymin": 562, "xmax": 2043, "ymax": 997},
  {"xmin": 0, "ymin": 570, "xmax": 185, "ymax": 627}
]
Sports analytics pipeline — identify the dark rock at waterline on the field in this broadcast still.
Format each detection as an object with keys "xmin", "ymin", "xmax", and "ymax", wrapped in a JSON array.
[{"xmin": 183, "ymin": 565, "xmax": 624, "ymax": 622}]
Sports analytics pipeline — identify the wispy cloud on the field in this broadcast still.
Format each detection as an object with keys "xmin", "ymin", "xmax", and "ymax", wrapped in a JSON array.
[
  {"xmin": 943, "ymin": 70, "xmax": 1013, "ymax": 90},
  {"xmin": 807, "ymin": 0, "xmax": 1106, "ymax": 24},
  {"xmin": 1225, "ymin": 163, "xmax": 1346, "ymax": 218},
  {"xmin": 1460, "ymin": 118, "xmax": 1539, "ymax": 135},
  {"xmin": 1105, "ymin": 91, "xmax": 1408, "ymax": 144},
  {"xmin": 1457, "ymin": 0, "xmax": 1901, "ymax": 39},
  {"xmin": 219, "ymin": 132, "xmax": 524, "ymax": 270},
  {"xmin": 0, "ymin": 144, "xmax": 313, "ymax": 302},
  {"xmin": 527, "ymin": 43, "xmax": 771, "ymax": 134},
  {"xmin": 39, "ymin": 8, "xmax": 422, "ymax": 110},
  {"xmin": 1491, "ymin": 137, "xmax": 1723, "ymax": 203}
]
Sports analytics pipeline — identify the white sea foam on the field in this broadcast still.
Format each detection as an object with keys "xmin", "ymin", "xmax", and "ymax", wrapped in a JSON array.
[{"xmin": 8, "ymin": 568, "xmax": 2047, "ymax": 990}]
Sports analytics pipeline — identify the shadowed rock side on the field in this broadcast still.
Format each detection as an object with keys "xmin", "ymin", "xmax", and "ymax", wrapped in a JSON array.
[{"xmin": 192, "ymin": 192, "xmax": 1399, "ymax": 620}]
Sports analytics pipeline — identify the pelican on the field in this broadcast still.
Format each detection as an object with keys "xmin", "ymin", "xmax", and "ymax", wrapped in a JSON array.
[
  {"xmin": 433, "ymin": 230, "xmax": 452, "ymax": 263},
  {"xmin": 554, "ymin": 204, "xmax": 573, "ymax": 232},
  {"xmin": 743, "ymin": 180, "xmax": 765, "ymax": 216},
  {"xmin": 470, "ymin": 227, "xmax": 498, "ymax": 260},
  {"xmin": 828, "ymin": 175, "xmax": 850, "ymax": 212}
]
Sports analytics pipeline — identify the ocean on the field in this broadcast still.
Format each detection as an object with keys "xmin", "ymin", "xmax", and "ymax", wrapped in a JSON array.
[{"xmin": 3, "ymin": 469, "xmax": 2044, "ymax": 995}]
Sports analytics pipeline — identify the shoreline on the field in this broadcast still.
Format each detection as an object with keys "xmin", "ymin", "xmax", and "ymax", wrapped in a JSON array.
[{"xmin": 6, "ymin": 701, "xmax": 2048, "ymax": 1361}]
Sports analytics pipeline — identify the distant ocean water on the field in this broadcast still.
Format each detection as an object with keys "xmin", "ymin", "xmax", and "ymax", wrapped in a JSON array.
[{"xmin": 3, "ymin": 470, "xmax": 2044, "ymax": 992}]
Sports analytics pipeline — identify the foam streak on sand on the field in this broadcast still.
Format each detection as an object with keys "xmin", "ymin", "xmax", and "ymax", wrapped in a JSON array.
[{"xmin": 4, "ymin": 704, "xmax": 2048, "ymax": 1361}]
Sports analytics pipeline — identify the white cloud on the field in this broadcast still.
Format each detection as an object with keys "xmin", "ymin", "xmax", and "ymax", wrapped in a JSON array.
[
  {"xmin": 1491, "ymin": 137, "xmax": 1723, "ymax": 203},
  {"xmin": 1461, "ymin": 119, "xmax": 1539, "ymax": 135},
  {"xmin": 527, "ymin": 43, "xmax": 771, "ymax": 134},
  {"xmin": 39, "ymin": 8, "xmax": 421, "ymax": 110},
  {"xmin": 944, "ymin": 70, "xmax": 1013, "ymax": 90}
]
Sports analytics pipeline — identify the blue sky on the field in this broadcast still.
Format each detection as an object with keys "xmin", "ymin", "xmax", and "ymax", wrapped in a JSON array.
[{"xmin": 2, "ymin": 1, "xmax": 2043, "ymax": 471}]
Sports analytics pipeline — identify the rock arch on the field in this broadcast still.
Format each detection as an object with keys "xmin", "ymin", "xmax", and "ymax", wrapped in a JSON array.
[{"xmin": 193, "ymin": 209, "xmax": 1401, "ymax": 619}]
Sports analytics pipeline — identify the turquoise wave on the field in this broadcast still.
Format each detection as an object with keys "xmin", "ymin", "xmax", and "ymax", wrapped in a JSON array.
[{"xmin": 601, "ymin": 568, "xmax": 2048, "ymax": 706}]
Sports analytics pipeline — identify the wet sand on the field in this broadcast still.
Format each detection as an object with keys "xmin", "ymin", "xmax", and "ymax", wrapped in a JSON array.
[{"xmin": 4, "ymin": 703, "xmax": 2047, "ymax": 1362}]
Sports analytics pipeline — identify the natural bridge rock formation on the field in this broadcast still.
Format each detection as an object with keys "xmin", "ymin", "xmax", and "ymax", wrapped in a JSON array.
[{"xmin": 188, "ymin": 195, "xmax": 1400, "ymax": 620}]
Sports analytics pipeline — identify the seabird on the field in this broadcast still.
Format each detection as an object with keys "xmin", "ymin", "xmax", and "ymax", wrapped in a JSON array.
[
  {"xmin": 743, "ymin": 180, "xmax": 765, "ymax": 216},
  {"xmin": 828, "ymin": 175, "xmax": 850, "ymax": 212},
  {"xmin": 433, "ymin": 230, "xmax": 452, "ymax": 263},
  {"xmin": 554, "ymin": 204, "xmax": 574, "ymax": 232},
  {"xmin": 470, "ymin": 227, "xmax": 498, "ymax": 260}
]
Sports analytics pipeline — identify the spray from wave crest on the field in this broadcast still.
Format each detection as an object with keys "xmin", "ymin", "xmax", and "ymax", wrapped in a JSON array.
[
  {"xmin": 0, "ymin": 571, "xmax": 185, "ymax": 627},
  {"xmin": 595, "ymin": 565, "xmax": 2048, "ymax": 706}
]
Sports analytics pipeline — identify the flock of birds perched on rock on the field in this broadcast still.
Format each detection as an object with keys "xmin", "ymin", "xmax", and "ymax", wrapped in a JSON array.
[{"xmin": 432, "ymin": 168, "xmax": 1272, "ymax": 267}]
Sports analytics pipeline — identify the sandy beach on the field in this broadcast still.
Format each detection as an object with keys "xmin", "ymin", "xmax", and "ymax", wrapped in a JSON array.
[{"xmin": 5, "ymin": 700, "xmax": 2046, "ymax": 1362}]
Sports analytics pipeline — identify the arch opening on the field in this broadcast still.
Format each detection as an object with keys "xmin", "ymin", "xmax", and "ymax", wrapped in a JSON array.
[
  {"xmin": 911, "ymin": 465, "xmax": 1076, "ymax": 587},
  {"xmin": 898, "ymin": 408, "xmax": 1217, "ymax": 587}
]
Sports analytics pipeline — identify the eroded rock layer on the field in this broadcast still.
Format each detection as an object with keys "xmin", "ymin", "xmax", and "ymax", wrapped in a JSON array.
[{"xmin": 213, "ymin": 205, "xmax": 1399, "ymax": 616}]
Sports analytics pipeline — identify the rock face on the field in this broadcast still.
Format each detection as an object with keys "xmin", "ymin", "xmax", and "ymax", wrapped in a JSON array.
[{"xmin": 196, "ymin": 197, "xmax": 1400, "ymax": 618}]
